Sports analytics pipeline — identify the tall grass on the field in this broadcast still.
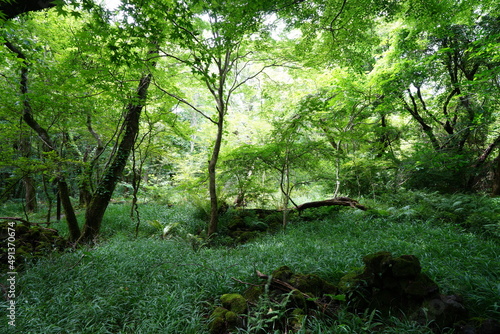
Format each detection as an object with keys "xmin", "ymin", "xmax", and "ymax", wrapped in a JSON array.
[{"xmin": 1, "ymin": 192, "xmax": 499, "ymax": 333}]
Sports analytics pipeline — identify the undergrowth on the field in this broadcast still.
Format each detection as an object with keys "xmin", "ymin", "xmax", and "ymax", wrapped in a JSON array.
[{"xmin": 0, "ymin": 191, "xmax": 499, "ymax": 333}]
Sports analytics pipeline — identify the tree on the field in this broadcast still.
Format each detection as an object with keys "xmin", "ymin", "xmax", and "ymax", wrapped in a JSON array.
[
  {"xmin": 154, "ymin": 0, "xmax": 285, "ymax": 235},
  {"xmin": 369, "ymin": 5, "xmax": 500, "ymax": 192},
  {"xmin": 2, "ymin": 2, "xmax": 164, "ymax": 242}
]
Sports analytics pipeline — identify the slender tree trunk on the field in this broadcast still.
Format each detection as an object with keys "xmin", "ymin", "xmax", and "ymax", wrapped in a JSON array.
[
  {"xmin": 58, "ymin": 179, "xmax": 81, "ymax": 241},
  {"xmin": 19, "ymin": 133, "xmax": 37, "ymax": 212},
  {"xmin": 78, "ymin": 73, "xmax": 153, "ymax": 243},
  {"xmin": 207, "ymin": 117, "xmax": 224, "ymax": 236},
  {"xmin": 491, "ymin": 153, "xmax": 500, "ymax": 197}
]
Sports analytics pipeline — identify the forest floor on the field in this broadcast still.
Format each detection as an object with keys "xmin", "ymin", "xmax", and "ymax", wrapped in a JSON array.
[{"xmin": 1, "ymin": 191, "xmax": 499, "ymax": 333}]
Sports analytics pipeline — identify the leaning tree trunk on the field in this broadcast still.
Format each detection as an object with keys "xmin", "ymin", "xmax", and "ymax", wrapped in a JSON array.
[{"xmin": 78, "ymin": 73, "xmax": 153, "ymax": 243}]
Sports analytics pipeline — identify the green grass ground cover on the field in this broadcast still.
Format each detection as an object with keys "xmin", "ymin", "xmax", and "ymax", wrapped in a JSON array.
[{"xmin": 1, "ymin": 194, "xmax": 499, "ymax": 333}]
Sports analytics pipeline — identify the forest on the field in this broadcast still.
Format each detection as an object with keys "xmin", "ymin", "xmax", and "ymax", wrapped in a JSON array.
[{"xmin": 0, "ymin": 0, "xmax": 499, "ymax": 333}]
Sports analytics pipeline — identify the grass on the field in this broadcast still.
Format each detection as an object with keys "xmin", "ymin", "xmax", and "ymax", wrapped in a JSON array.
[{"xmin": 1, "ymin": 192, "xmax": 499, "ymax": 333}]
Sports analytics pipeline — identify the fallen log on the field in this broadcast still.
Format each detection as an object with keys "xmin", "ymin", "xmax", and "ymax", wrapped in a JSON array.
[{"xmin": 295, "ymin": 197, "xmax": 367, "ymax": 211}]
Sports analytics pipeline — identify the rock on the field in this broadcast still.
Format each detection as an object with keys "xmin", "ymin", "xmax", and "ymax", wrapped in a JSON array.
[
  {"xmin": 208, "ymin": 307, "xmax": 229, "ymax": 334},
  {"xmin": 401, "ymin": 273, "xmax": 439, "ymax": 297},
  {"xmin": 391, "ymin": 254, "xmax": 422, "ymax": 278},
  {"xmin": 414, "ymin": 294, "xmax": 468, "ymax": 329},
  {"xmin": 271, "ymin": 265, "xmax": 294, "ymax": 281},
  {"xmin": 220, "ymin": 293, "xmax": 247, "ymax": 314},
  {"xmin": 362, "ymin": 251, "xmax": 393, "ymax": 276},
  {"xmin": 289, "ymin": 273, "xmax": 338, "ymax": 297}
]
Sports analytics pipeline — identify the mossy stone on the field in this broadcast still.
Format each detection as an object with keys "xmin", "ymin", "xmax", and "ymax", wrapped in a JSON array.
[
  {"xmin": 402, "ymin": 273, "xmax": 439, "ymax": 297},
  {"xmin": 243, "ymin": 285, "xmax": 264, "ymax": 303},
  {"xmin": 208, "ymin": 307, "xmax": 228, "ymax": 334},
  {"xmin": 290, "ymin": 273, "xmax": 337, "ymax": 297},
  {"xmin": 362, "ymin": 251, "xmax": 393, "ymax": 274},
  {"xmin": 338, "ymin": 268, "xmax": 364, "ymax": 291},
  {"xmin": 224, "ymin": 310, "xmax": 238, "ymax": 325},
  {"xmin": 220, "ymin": 293, "xmax": 247, "ymax": 314},
  {"xmin": 391, "ymin": 255, "xmax": 421, "ymax": 278},
  {"xmin": 271, "ymin": 265, "xmax": 293, "ymax": 281}
]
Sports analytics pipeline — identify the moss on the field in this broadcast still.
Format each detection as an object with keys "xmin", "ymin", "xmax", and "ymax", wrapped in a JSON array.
[
  {"xmin": 338, "ymin": 268, "xmax": 364, "ymax": 291},
  {"xmin": 243, "ymin": 285, "xmax": 264, "ymax": 303},
  {"xmin": 271, "ymin": 265, "xmax": 293, "ymax": 281},
  {"xmin": 224, "ymin": 310, "xmax": 238, "ymax": 325},
  {"xmin": 362, "ymin": 251, "xmax": 393, "ymax": 274},
  {"xmin": 290, "ymin": 289, "xmax": 307, "ymax": 309},
  {"xmin": 391, "ymin": 255, "xmax": 421, "ymax": 278},
  {"xmin": 208, "ymin": 307, "xmax": 228, "ymax": 334},
  {"xmin": 220, "ymin": 293, "xmax": 247, "ymax": 314},
  {"xmin": 290, "ymin": 273, "xmax": 337, "ymax": 297},
  {"xmin": 402, "ymin": 273, "xmax": 439, "ymax": 297}
]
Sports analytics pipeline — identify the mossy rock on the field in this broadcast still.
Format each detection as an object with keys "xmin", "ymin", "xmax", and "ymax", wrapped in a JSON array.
[
  {"xmin": 243, "ymin": 285, "xmax": 264, "ymax": 303},
  {"xmin": 414, "ymin": 295, "xmax": 468, "ymax": 329},
  {"xmin": 401, "ymin": 273, "xmax": 439, "ymax": 297},
  {"xmin": 272, "ymin": 265, "xmax": 294, "ymax": 281},
  {"xmin": 362, "ymin": 251, "xmax": 393, "ymax": 275},
  {"xmin": 290, "ymin": 273, "xmax": 338, "ymax": 297},
  {"xmin": 220, "ymin": 293, "xmax": 247, "ymax": 314},
  {"xmin": 224, "ymin": 311, "xmax": 238, "ymax": 325},
  {"xmin": 208, "ymin": 307, "xmax": 229, "ymax": 334},
  {"xmin": 0, "ymin": 220, "xmax": 68, "ymax": 272},
  {"xmin": 337, "ymin": 268, "xmax": 364, "ymax": 292},
  {"xmin": 391, "ymin": 254, "xmax": 421, "ymax": 278}
]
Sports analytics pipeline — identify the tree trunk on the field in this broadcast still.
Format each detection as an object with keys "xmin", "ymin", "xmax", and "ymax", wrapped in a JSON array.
[
  {"xmin": 22, "ymin": 176, "xmax": 37, "ymax": 212},
  {"xmin": 492, "ymin": 154, "xmax": 500, "ymax": 197},
  {"xmin": 20, "ymin": 132, "xmax": 37, "ymax": 212},
  {"xmin": 207, "ymin": 117, "xmax": 224, "ymax": 236},
  {"xmin": 58, "ymin": 179, "xmax": 81, "ymax": 241},
  {"xmin": 78, "ymin": 73, "xmax": 153, "ymax": 243}
]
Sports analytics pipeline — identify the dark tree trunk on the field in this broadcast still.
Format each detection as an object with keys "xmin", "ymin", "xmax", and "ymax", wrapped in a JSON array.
[
  {"xmin": 58, "ymin": 179, "xmax": 81, "ymax": 241},
  {"xmin": 492, "ymin": 154, "xmax": 500, "ymax": 197},
  {"xmin": 78, "ymin": 73, "xmax": 153, "ymax": 243}
]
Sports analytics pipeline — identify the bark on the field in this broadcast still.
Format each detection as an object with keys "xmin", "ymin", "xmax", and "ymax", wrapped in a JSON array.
[
  {"xmin": 207, "ymin": 114, "xmax": 224, "ymax": 236},
  {"xmin": 58, "ymin": 179, "xmax": 80, "ymax": 241},
  {"xmin": 19, "ymin": 134, "xmax": 37, "ymax": 212},
  {"xmin": 492, "ymin": 154, "xmax": 500, "ymax": 197},
  {"xmin": 296, "ymin": 197, "xmax": 367, "ymax": 211},
  {"xmin": 0, "ymin": 0, "xmax": 56, "ymax": 20},
  {"xmin": 78, "ymin": 73, "xmax": 153, "ymax": 243}
]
